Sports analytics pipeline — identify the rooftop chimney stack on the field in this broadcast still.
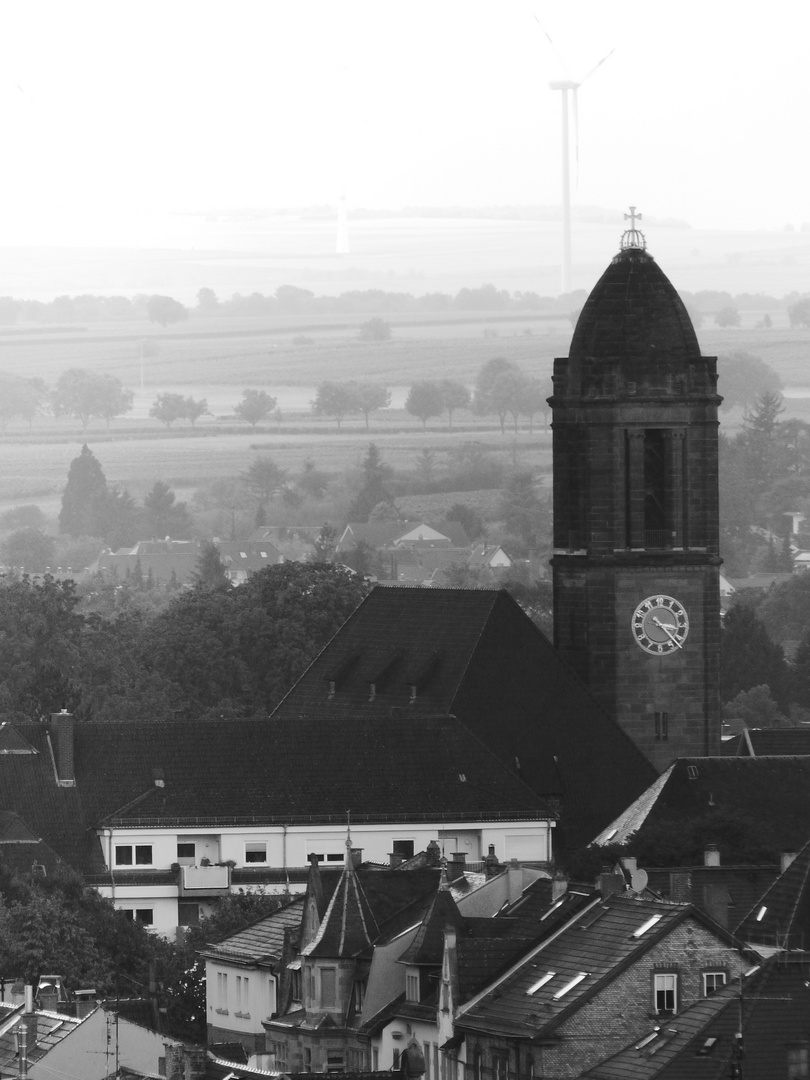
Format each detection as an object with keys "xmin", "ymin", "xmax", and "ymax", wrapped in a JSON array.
[
  {"xmin": 51, "ymin": 711, "xmax": 75, "ymax": 787},
  {"xmin": 704, "ymin": 844, "xmax": 720, "ymax": 867}
]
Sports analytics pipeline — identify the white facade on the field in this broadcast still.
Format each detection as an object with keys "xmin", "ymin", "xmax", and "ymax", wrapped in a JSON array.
[{"xmin": 96, "ymin": 819, "xmax": 554, "ymax": 937}]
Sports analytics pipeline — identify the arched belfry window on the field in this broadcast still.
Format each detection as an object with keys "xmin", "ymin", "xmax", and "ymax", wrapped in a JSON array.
[{"xmin": 626, "ymin": 428, "xmax": 685, "ymax": 549}]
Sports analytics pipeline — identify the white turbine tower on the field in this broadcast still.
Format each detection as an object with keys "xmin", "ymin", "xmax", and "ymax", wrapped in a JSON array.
[{"xmin": 544, "ymin": 31, "xmax": 614, "ymax": 293}]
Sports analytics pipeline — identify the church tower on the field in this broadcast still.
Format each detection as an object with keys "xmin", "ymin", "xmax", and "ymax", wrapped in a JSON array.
[{"xmin": 550, "ymin": 215, "xmax": 722, "ymax": 770}]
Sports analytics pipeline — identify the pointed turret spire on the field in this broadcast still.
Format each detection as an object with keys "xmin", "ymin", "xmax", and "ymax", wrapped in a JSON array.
[{"xmin": 302, "ymin": 821, "xmax": 379, "ymax": 958}]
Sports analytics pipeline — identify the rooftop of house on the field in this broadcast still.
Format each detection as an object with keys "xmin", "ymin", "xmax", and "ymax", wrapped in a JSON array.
[
  {"xmin": 592, "ymin": 756, "xmax": 810, "ymax": 855},
  {"xmin": 584, "ymin": 955, "xmax": 810, "ymax": 1080},
  {"xmin": 0, "ymin": 1004, "xmax": 88, "ymax": 1073},
  {"xmin": 0, "ymin": 712, "xmax": 552, "ymax": 877},
  {"xmin": 271, "ymin": 586, "xmax": 655, "ymax": 850},
  {"xmin": 202, "ymin": 867, "xmax": 444, "ymax": 967},
  {"xmin": 455, "ymin": 895, "xmax": 723, "ymax": 1041},
  {"xmin": 734, "ymin": 837, "xmax": 810, "ymax": 951},
  {"xmin": 721, "ymin": 726, "xmax": 810, "ymax": 756}
]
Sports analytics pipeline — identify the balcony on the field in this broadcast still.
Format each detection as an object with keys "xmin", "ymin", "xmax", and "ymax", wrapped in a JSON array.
[{"xmin": 177, "ymin": 863, "xmax": 231, "ymax": 897}]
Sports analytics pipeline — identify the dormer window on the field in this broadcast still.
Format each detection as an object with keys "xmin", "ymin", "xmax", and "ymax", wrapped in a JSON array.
[{"xmin": 406, "ymin": 972, "xmax": 420, "ymax": 1002}]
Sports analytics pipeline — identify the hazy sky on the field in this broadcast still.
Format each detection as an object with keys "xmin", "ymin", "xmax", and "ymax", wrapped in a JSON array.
[{"xmin": 0, "ymin": 0, "xmax": 807, "ymax": 242}]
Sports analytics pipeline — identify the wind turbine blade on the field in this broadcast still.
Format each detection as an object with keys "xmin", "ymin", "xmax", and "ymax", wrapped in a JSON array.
[
  {"xmin": 580, "ymin": 47, "xmax": 615, "ymax": 85},
  {"xmin": 572, "ymin": 87, "xmax": 580, "ymax": 191},
  {"xmin": 534, "ymin": 14, "xmax": 573, "ymax": 79}
]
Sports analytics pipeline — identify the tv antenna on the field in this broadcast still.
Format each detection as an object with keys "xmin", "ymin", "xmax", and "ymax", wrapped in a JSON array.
[{"xmin": 539, "ymin": 21, "xmax": 614, "ymax": 293}]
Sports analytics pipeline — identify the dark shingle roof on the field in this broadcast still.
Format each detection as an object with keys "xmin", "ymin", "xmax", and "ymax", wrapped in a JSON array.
[
  {"xmin": 200, "ymin": 897, "xmax": 304, "ymax": 965},
  {"xmin": 722, "ymin": 727, "xmax": 810, "ymax": 756},
  {"xmin": 734, "ymin": 837, "xmax": 810, "ymax": 950},
  {"xmin": 594, "ymin": 757, "xmax": 810, "ymax": 856},
  {"xmin": 272, "ymin": 587, "xmax": 656, "ymax": 849},
  {"xmin": 455, "ymin": 896, "xmax": 696, "ymax": 1039},
  {"xmin": 0, "ymin": 712, "xmax": 552, "ymax": 876}
]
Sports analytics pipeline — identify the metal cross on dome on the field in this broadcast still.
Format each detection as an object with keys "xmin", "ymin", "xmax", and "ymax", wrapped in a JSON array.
[{"xmin": 621, "ymin": 205, "xmax": 647, "ymax": 250}]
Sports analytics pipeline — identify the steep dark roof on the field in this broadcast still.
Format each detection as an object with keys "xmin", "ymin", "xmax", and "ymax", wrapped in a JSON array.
[
  {"xmin": 593, "ymin": 757, "xmax": 810, "ymax": 856},
  {"xmin": 304, "ymin": 851, "xmax": 380, "ymax": 958},
  {"xmin": 585, "ymin": 955, "xmax": 810, "ymax": 1080},
  {"xmin": 272, "ymin": 587, "xmax": 656, "ymax": 849},
  {"xmin": 569, "ymin": 247, "xmax": 701, "ymax": 372},
  {"xmin": 398, "ymin": 888, "xmax": 466, "ymax": 966},
  {"xmin": 734, "ymin": 838, "xmax": 810, "ymax": 950},
  {"xmin": 722, "ymin": 727, "xmax": 810, "ymax": 756}
]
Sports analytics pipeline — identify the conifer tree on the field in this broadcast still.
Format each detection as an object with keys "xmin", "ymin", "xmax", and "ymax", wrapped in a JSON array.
[{"xmin": 58, "ymin": 444, "xmax": 108, "ymax": 537}]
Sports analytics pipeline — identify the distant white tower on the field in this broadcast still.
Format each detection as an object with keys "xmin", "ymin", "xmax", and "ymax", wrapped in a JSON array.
[{"xmin": 336, "ymin": 194, "xmax": 350, "ymax": 255}]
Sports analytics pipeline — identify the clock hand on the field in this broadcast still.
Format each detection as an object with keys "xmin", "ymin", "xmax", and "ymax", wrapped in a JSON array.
[{"xmin": 652, "ymin": 616, "xmax": 683, "ymax": 648}]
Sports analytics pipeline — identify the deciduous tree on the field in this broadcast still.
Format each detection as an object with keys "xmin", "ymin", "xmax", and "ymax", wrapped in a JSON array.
[
  {"xmin": 53, "ymin": 369, "xmax": 133, "ymax": 430},
  {"xmin": 405, "ymin": 381, "xmax": 443, "ymax": 428},
  {"xmin": 146, "ymin": 294, "xmax": 188, "ymax": 326},
  {"xmin": 353, "ymin": 382, "xmax": 391, "ymax": 428},
  {"xmin": 234, "ymin": 389, "xmax": 277, "ymax": 427},
  {"xmin": 149, "ymin": 392, "xmax": 187, "ymax": 428},
  {"xmin": 438, "ymin": 379, "xmax": 471, "ymax": 429},
  {"xmin": 313, "ymin": 381, "xmax": 359, "ymax": 430}
]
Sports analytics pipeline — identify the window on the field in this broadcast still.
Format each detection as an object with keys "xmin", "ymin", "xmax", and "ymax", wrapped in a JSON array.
[
  {"xmin": 654, "ymin": 711, "xmax": 669, "ymax": 741},
  {"xmin": 178, "ymin": 902, "xmax": 200, "ymax": 927},
  {"xmin": 327, "ymin": 1052, "xmax": 345, "ymax": 1073},
  {"xmin": 235, "ymin": 975, "xmax": 249, "ymax": 1012},
  {"xmin": 353, "ymin": 979, "xmax": 365, "ymax": 1013},
  {"xmin": 788, "ymin": 1044, "xmax": 810, "ymax": 1080},
  {"xmin": 326, "ymin": 853, "xmax": 343, "ymax": 862},
  {"xmin": 245, "ymin": 842, "xmax": 267, "ymax": 864},
  {"xmin": 654, "ymin": 972, "xmax": 678, "ymax": 1014},
  {"xmin": 217, "ymin": 971, "xmax": 228, "ymax": 1008},
  {"xmin": 406, "ymin": 973, "xmax": 420, "ymax": 1002},
  {"xmin": 393, "ymin": 839, "xmax": 415, "ymax": 859},
  {"xmin": 493, "ymin": 1052, "xmax": 508, "ymax": 1080},
  {"xmin": 122, "ymin": 908, "xmax": 154, "ymax": 925},
  {"xmin": 473, "ymin": 1050, "xmax": 482, "ymax": 1080},
  {"xmin": 703, "ymin": 971, "xmax": 727, "ymax": 996},
  {"xmin": 321, "ymin": 968, "xmax": 337, "ymax": 1009},
  {"xmin": 392, "ymin": 1051, "xmax": 400, "ymax": 1071},
  {"xmin": 290, "ymin": 969, "xmax": 302, "ymax": 1003},
  {"xmin": 114, "ymin": 844, "xmax": 152, "ymax": 866},
  {"xmin": 176, "ymin": 842, "xmax": 195, "ymax": 863},
  {"xmin": 272, "ymin": 1042, "xmax": 288, "ymax": 1071},
  {"xmin": 307, "ymin": 966, "xmax": 316, "ymax": 1006}
]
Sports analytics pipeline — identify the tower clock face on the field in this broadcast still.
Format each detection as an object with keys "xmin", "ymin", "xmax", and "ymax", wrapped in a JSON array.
[{"xmin": 632, "ymin": 595, "xmax": 689, "ymax": 654}]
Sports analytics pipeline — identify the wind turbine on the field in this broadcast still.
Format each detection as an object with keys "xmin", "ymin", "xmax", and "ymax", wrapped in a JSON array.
[{"xmin": 543, "ymin": 28, "xmax": 614, "ymax": 293}]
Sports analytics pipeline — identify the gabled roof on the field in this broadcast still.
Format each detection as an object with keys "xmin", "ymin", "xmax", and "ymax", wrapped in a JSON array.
[
  {"xmin": 592, "ymin": 757, "xmax": 810, "ymax": 856},
  {"xmin": 398, "ymin": 888, "xmax": 465, "ymax": 966},
  {"xmin": 722, "ymin": 726, "xmax": 810, "ymax": 756},
  {"xmin": 455, "ymin": 897, "xmax": 711, "ymax": 1040},
  {"xmin": 584, "ymin": 955, "xmax": 810, "ymax": 1080},
  {"xmin": 734, "ymin": 837, "xmax": 810, "ymax": 950},
  {"xmin": 200, "ymin": 897, "xmax": 304, "ymax": 966},
  {"xmin": 215, "ymin": 540, "xmax": 282, "ymax": 575},
  {"xmin": 0, "ymin": 1006, "xmax": 88, "ymax": 1072},
  {"xmin": 271, "ymin": 587, "xmax": 655, "ymax": 849}
]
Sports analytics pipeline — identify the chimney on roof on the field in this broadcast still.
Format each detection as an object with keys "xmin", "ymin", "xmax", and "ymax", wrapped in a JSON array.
[
  {"xmin": 781, "ymin": 851, "xmax": 798, "ymax": 873},
  {"xmin": 389, "ymin": 853, "xmax": 404, "ymax": 868},
  {"xmin": 51, "ymin": 711, "xmax": 75, "ymax": 787},
  {"xmin": 484, "ymin": 844, "xmax": 501, "ymax": 879},
  {"xmin": 448, "ymin": 852, "xmax": 466, "ymax": 882},
  {"xmin": 426, "ymin": 840, "xmax": 441, "ymax": 866},
  {"xmin": 551, "ymin": 870, "xmax": 568, "ymax": 902},
  {"xmin": 669, "ymin": 871, "xmax": 692, "ymax": 903},
  {"xmin": 19, "ymin": 984, "xmax": 36, "ymax": 1058},
  {"xmin": 164, "ymin": 1043, "xmax": 207, "ymax": 1080},
  {"xmin": 704, "ymin": 843, "xmax": 720, "ymax": 867},
  {"xmin": 73, "ymin": 990, "xmax": 96, "ymax": 1018},
  {"xmin": 598, "ymin": 867, "xmax": 625, "ymax": 899},
  {"xmin": 351, "ymin": 847, "xmax": 363, "ymax": 869}
]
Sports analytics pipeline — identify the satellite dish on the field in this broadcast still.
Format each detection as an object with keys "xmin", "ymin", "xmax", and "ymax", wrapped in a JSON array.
[{"xmin": 630, "ymin": 868, "xmax": 649, "ymax": 893}]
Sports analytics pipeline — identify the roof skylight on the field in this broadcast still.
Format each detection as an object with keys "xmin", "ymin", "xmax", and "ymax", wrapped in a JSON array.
[
  {"xmin": 632, "ymin": 913, "xmax": 663, "ymax": 938},
  {"xmin": 526, "ymin": 971, "xmax": 556, "ymax": 995},
  {"xmin": 552, "ymin": 972, "xmax": 588, "ymax": 999}
]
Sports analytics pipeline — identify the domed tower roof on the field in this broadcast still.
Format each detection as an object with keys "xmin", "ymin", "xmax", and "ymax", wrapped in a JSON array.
[{"xmin": 569, "ymin": 246, "xmax": 700, "ymax": 373}]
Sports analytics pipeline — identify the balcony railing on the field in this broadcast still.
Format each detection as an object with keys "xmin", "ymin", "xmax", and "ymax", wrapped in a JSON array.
[{"xmin": 178, "ymin": 863, "xmax": 231, "ymax": 897}]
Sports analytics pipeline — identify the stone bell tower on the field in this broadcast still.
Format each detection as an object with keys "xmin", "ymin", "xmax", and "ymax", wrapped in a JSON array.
[{"xmin": 550, "ymin": 212, "xmax": 722, "ymax": 770}]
